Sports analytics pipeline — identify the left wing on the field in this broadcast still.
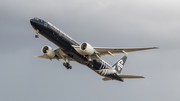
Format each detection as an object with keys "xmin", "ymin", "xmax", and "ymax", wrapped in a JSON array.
[
  {"xmin": 93, "ymin": 47, "xmax": 158, "ymax": 56},
  {"xmin": 73, "ymin": 45, "xmax": 158, "ymax": 59}
]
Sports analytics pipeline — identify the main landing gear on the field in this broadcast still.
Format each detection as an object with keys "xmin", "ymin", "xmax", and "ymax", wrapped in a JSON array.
[
  {"xmin": 63, "ymin": 62, "xmax": 72, "ymax": 69},
  {"xmin": 63, "ymin": 57, "xmax": 72, "ymax": 69}
]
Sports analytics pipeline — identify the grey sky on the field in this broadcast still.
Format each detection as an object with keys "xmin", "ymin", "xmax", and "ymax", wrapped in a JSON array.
[{"xmin": 0, "ymin": 0, "xmax": 180, "ymax": 101}]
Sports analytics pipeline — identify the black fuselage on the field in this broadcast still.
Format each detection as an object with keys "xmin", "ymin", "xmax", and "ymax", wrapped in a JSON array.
[{"xmin": 30, "ymin": 18, "xmax": 123, "ymax": 81}]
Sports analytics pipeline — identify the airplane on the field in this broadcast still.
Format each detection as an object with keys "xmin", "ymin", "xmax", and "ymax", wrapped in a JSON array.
[{"xmin": 30, "ymin": 17, "xmax": 158, "ymax": 82}]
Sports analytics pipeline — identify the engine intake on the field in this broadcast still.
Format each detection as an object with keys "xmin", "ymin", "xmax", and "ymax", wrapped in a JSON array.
[
  {"xmin": 42, "ymin": 46, "xmax": 55, "ymax": 59},
  {"xmin": 79, "ymin": 42, "xmax": 94, "ymax": 55}
]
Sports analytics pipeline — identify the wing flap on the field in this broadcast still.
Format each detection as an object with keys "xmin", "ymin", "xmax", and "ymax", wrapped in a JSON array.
[{"xmin": 117, "ymin": 74, "xmax": 145, "ymax": 78}]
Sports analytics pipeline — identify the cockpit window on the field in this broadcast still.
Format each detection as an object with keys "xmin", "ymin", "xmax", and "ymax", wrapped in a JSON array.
[
  {"xmin": 34, "ymin": 17, "xmax": 46, "ymax": 23},
  {"xmin": 34, "ymin": 17, "xmax": 39, "ymax": 21}
]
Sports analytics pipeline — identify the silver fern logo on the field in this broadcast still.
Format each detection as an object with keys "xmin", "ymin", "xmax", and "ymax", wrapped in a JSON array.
[
  {"xmin": 96, "ymin": 69, "xmax": 116, "ymax": 76},
  {"xmin": 117, "ymin": 60, "xmax": 123, "ymax": 71}
]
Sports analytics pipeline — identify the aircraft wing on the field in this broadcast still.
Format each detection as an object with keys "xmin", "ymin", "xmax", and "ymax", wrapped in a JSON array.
[
  {"xmin": 35, "ymin": 48, "xmax": 74, "ymax": 61},
  {"xmin": 35, "ymin": 54, "xmax": 50, "ymax": 59},
  {"xmin": 73, "ymin": 46, "xmax": 158, "ymax": 57},
  {"xmin": 117, "ymin": 74, "xmax": 145, "ymax": 78},
  {"xmin": 35, "ymin": 54, "xmax": 59, "ymax": 59},
  {"xmin": 94, "ymin": 47, "xmax": 158, "ymax": 56},
  {"xmin": 73, "ymin": 45, "xmax": 158, "ymax": 60}
]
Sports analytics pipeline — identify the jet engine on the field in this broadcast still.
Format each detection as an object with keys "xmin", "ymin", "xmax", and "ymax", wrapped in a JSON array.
[
  {"xmin": 79, "ymin": 42, "xmax": 95, "ymax": 55},
  {"xmin": 41, "ymin": 46, "xmax": 55, "ymax": 59}
]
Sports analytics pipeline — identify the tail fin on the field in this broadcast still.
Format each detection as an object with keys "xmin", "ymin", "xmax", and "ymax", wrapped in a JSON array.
[{"xmin": 112, "ymin": 55, "xmax": 127, "ymax": 74}]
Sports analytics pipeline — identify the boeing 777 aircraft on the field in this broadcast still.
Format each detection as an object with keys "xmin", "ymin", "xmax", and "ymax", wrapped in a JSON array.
[{"xmin": 30, "ymin": 17, "xmax": 158, "ymax": 82}]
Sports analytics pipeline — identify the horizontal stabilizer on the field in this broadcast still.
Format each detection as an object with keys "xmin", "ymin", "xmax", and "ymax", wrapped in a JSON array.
[
  {"xmin": 117, "ymin": 74, "xmax": 145, "ymax": 78},
  {"xmin": 102, "ymin": 77, "xmax": 113, "ymax": 81}
]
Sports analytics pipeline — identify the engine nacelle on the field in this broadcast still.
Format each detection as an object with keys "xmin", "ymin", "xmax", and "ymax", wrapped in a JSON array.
[
  {"xmin": 41, "ymin": 46, "xmax": 55, "ymax": 59},
  {"xmin": 79, "ymin": 42, "xmax": 95, "ymax": 55}
]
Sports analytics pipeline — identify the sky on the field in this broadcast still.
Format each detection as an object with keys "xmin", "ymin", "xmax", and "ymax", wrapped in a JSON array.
[{"xmin": 0, "ymin": 0, "xmax": 180, "ymax": 101}]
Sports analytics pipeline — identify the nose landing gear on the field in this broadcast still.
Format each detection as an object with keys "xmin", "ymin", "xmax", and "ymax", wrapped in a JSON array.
[
  {"xmin": 35, "ymin": 29, "xmax": 39, "ymax": 38},
  {"xmin": 35, "ymin": 34, "xmax": 39, "ymax": 38}
]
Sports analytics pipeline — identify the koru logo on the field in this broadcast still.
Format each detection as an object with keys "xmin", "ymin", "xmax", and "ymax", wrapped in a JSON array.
[{"xmin": 117, "ymin": 60, "xmax": 123, "ymax": 71}]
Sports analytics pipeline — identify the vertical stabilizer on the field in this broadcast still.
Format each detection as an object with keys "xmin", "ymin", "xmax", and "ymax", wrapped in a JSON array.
[{"xmin": 112, "ymin": 55, "xmax": 127, "ymax": 74}]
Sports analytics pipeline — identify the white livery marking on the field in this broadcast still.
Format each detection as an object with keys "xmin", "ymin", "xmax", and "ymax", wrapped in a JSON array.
[
  {"xmin": 117, "ymin": 60, "xmax": 123, "ymax": 71},
  {"xmin": 96, "ymin": 69, "xmax": 116, "ymax": 76}
]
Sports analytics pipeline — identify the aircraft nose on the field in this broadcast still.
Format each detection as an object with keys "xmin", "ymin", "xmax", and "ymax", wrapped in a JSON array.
[
  {"xmin": 30, "ymin": 18, "xmax": 38, "ymax": 31},
  {"xmin": 30, "ymin": 17, "xmax": 47, "ymax": 30},
  {"xmin": 30, "ymin": 19, "xmax": 35, "ymax": 25},
  {"xmin": 30, "ymin": 18, "xmax": 39, "ymax": 28}
]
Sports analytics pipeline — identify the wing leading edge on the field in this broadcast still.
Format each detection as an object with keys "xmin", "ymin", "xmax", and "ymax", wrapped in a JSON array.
[{"xmin": 93, "ymin": 47, "xmax": 158, "ymax": 56}]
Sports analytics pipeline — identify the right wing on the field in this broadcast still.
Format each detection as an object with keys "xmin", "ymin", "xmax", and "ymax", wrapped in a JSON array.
[{"xmin": 35, "ymin": 54, "xmax": 51, "ymax": 59}]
